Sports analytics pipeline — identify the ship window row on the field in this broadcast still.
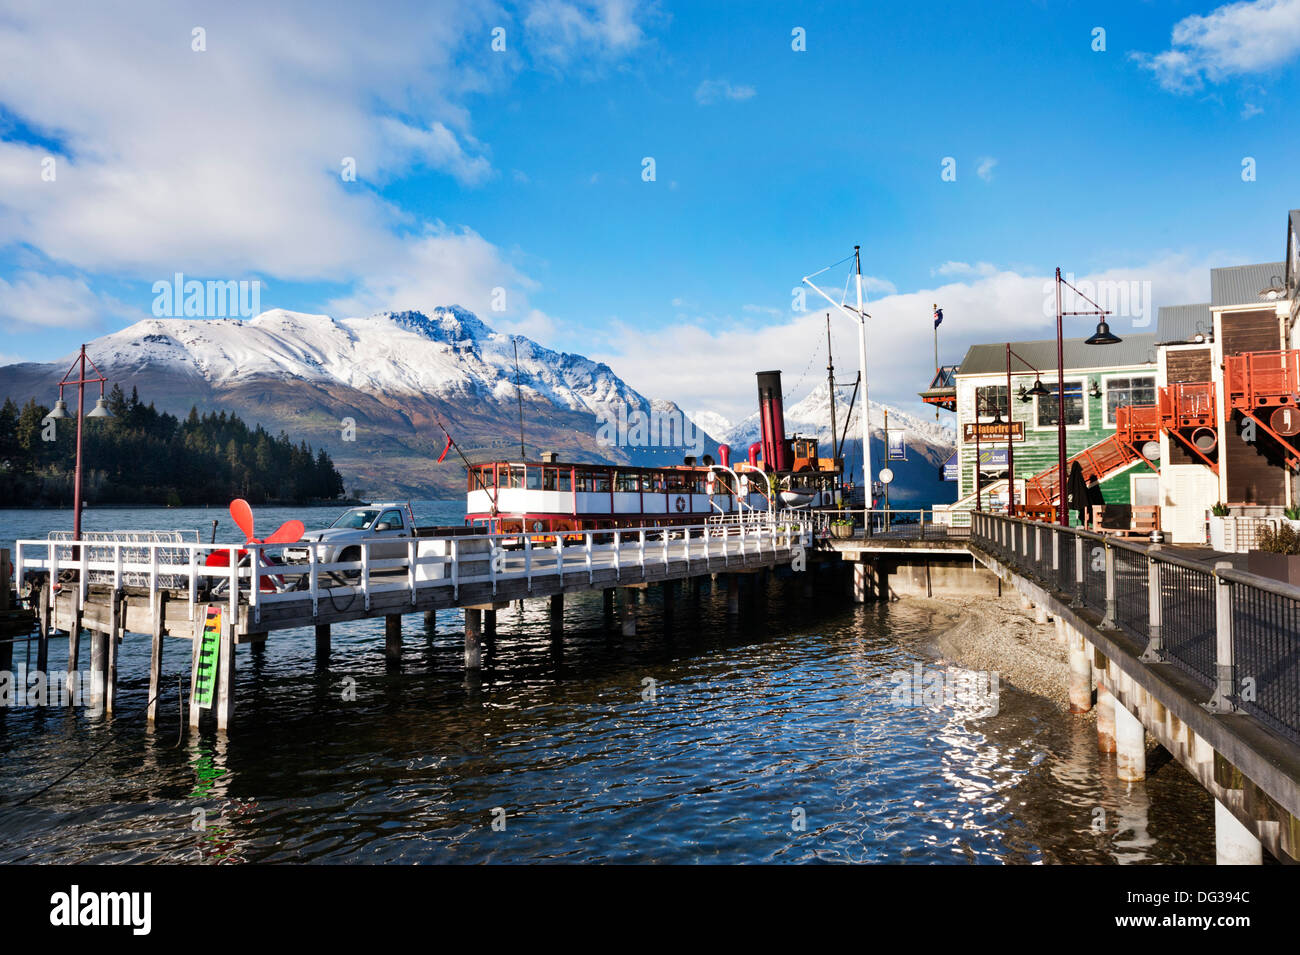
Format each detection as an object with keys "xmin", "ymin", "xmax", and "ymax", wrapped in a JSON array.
[{"xmin": 468, "ymin": 463, "xmax": 733, "ymax": 495}]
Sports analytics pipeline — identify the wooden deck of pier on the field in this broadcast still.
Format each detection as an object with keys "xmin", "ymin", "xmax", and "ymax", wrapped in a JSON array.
[{"xmin": 18, "ymin": 518, "xmax": 811, "ymax": 733}]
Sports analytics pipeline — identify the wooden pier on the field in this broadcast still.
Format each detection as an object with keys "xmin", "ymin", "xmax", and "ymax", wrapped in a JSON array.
[{"xmin": 15, "ymin": 516, "xmax": 811, "ymax": 732}]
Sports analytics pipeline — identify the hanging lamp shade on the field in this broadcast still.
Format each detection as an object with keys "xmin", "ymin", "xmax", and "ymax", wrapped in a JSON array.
[
  {"xmin": 87, "ymin": 396, "xmax": 113, "ymax": 418},
  {"xmin": 47, "ymin": 398, "xmax": 70, "ymax": 419},
  {"xmin": 1086, "ymin": 320, "xmax": 1122, "ymax": 345},
  {"xmin": 1027, "ymin": 377, "xmax": 1050, "ymax": 397}
]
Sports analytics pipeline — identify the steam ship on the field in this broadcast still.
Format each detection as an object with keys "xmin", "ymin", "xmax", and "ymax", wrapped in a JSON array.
[{"xmin": 465, "ymin": 370, "xmax": 846, "ymax": 534}]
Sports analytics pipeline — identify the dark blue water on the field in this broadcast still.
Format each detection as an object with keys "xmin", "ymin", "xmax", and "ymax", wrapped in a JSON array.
[{"xmin": 0, "ymin": 504, "xmax": 1214, "ymax": 863}]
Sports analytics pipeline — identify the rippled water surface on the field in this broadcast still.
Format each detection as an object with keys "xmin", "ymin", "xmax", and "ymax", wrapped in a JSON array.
[{"xmin": 0, "ymin": 504, "xmax": 1215, "ymax": 863}]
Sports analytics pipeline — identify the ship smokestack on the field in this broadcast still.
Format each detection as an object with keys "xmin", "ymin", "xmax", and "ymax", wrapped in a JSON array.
[
  {"xmin": 756, "ymin": 370, "xmax": 790, "ymax": 472},
  {"xmin": 718, "ymin": 444, "xmax": 730, "ymax": 468}
]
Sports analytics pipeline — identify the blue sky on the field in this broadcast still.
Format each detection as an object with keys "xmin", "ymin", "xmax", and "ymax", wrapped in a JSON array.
[{"xmin": 1, "ymin": 0, "xmax": 1299, "ymax": 420}]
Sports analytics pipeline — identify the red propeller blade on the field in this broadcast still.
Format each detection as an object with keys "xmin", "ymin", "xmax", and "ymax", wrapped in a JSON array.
[
  {"xmin": 230, "ymin": 499, "xmax": 256, "ymax": 543},
  {"xmin": 264, "ymin": 520, "xmax": 305, "ymax": 545}
]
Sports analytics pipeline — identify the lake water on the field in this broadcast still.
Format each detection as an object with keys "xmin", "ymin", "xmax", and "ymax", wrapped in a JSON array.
[{"xmin": 0, "ymin": 503, "xmax": 1215, "ymax": 863}]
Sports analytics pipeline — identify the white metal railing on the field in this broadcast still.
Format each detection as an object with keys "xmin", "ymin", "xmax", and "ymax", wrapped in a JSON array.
[{"xmin": 15, "ymin": 519, "xmax": 811, "ymax": 629}]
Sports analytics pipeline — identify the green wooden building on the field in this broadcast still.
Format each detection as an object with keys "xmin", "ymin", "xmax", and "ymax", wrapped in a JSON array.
[{"xmin": 944, "ymin": 334, "xmax": 1159, "ymax": 515}]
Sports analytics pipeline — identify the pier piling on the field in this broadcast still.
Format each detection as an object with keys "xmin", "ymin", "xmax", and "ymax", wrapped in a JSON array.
[
  {"xmin": 424, "ymin": 610, "xmax": 437, "ymax": 633},
  {"xmin": 146, "ymin": 592, "xmax": 165, "ymax": 724},
  {"xmin": 1067, "ymin": 630, "xmax": 1093, "ymax": 714},
  {"xmin": 603, "ymin": 588, "xmax": 614, "ymax": 630},
  {"xmin": 484, "ymin": 609, "xmax": 497, "ymax": 641},
  {"xmin": 620, "ymin": 588, "xmax": 636, "ymax": 637},
  {"xmin": 1096, "ymin": 682, "xmax": 1117, "ymax": 753},
  {"xmin": 464, "ymin": 608, "xmax": 482, "ymax": 669},
  {"xmin": 727, "ymin": 574, "xmax": 740, "ymax": 614},
  {"xmin": 66, "ymin": 608, "xmax": 82, "ymax": 702},
  {"xmin": 216, "ymin": 614, "xmax": 235, "ymax": 731},
  {"xmin": 1215, "ymin": 798, "xmax": 1263, "ymax": 865},
  {"xmin": 315, "ymin": 624, "xmax": 330, "ymax": 661},
  {"xmin": 36, "ymin": 581, "xmax": 50, "ymax": 673},
  {"xmin": 385, "ymin": 615, "xmax": 402, "ymax": 666},
  {"xmin": 549, "ymin": 594, "xmax": 564, "ymax": 642},
  {"xmin": 1114, "ymin": 691, "xmax": 1146, "ymax": 782}
]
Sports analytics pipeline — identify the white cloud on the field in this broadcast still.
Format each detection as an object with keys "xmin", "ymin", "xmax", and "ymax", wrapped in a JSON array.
[
  {"xmin": 695, "ymin": 79, "xmax": 757, "ymax": 105},
  {"xmin": 593, "ymin": 257, "xmax": 1217, "ymax": 422},
  {"xmin": 976, "ymin": 157, "xmax": 997, "ymax": 182},
  {"xmin": 0, "ymin": 271, "xmax": 145, "ymax": 331},
  {"xmin": 524, "ymin": 0, "xmax": 650, "ymax": 66},
  {"xmin": 0, "ymin": 1, "xmax": 656, "ymax": 332},
  {"xmin": 934, "ymin": 261, "xmax": 998, "ymax": 277},
  {"xmin": 1242, "ymin": 102, "xmax": 1265, "ymax": 118},
  {"xmin": 1133, "ymin": 0, "xmax": 1300, "ymax": 93}
]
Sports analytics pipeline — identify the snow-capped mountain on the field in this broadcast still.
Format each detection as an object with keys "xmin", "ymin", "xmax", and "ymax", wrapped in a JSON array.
[
  {"xmin": 0, "ymin": 307, "xmax": 717, "ymax": 499},
  {"xmin": 0, "ymin": 309, "xmax": 954, "ymax": 504},
  {"xmin": 73, "ymin": 307, "xmax": 652, "ymax": 418},
  {"xmin": 721, "ymin": 382, "xmax": 954, "ymax": 450}
]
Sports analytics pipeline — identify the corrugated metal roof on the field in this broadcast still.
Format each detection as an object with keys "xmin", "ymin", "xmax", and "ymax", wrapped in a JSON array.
[
  {"xmin": 955, "ymin": 334, "xmax": 1157, "ymax": 377},
  {"xmin": 1156, "ymin": 303, "xmax": 1211, "ymax": 343},
  {"xmin": 1210, "ymin": 261, "xmax": 1286, "ymax": 307}
]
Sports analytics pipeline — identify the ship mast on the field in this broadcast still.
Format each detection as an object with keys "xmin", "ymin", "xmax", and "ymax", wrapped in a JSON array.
[{"xmin": 825, "ymin": 313, "xmax": 838, "ymax": 476}]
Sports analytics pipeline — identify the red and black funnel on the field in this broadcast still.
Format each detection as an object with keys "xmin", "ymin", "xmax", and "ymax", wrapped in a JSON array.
[{"xmin": 756, "ymin": 370, "xmax": 790, "ymax": 472}]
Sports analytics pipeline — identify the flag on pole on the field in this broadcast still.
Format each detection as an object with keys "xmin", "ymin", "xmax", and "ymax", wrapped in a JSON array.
[
  {"xmin": 933, "ymin": 306, "xmax": 943, "ymax": 328},
  {"xmin": 436, "ymin": 434, "xmax": 453, "ymax": 464}
]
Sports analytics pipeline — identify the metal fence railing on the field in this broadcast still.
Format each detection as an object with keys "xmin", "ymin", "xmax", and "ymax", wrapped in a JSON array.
[
  {"xmin": 971, "ymin": 511, "xmax": 1300, "ymax": 743},
  {"xmin": 804, "ymin": 508, "xmax": 972, "ymax": 542}
]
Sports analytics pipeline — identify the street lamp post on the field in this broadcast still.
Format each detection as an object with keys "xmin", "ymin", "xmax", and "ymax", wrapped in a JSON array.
[
  {"xmin": 47, "ymin": 344, "xmax": 113, "ymax": 541},
  {"xmin": 1005, "ymin": 344, "xmax": 1050, "ymax": 515},
  {"xmin": 1053, "ymin": 267, "xmax": 1122, "ymax": 526}
]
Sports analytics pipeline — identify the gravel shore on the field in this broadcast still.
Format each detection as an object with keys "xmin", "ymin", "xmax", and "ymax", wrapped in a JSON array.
[{"xmin": 905, "ymin": 592, "xmax": 1078, "ymax": 713}]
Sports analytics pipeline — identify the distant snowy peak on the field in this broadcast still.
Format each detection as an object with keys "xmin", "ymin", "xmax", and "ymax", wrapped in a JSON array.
[
  {"xmin": 53, "ymin": 307, "xmax": 700, "ymax": 429},
  {"xmin": 721, "ymin": 382, "xmax": 954, "ymax": 450}
]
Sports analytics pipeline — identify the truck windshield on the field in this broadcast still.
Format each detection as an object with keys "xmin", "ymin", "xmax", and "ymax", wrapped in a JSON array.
[{"xmin": 332, "ymin": 508, "xmax": 380, "ymax": 530}]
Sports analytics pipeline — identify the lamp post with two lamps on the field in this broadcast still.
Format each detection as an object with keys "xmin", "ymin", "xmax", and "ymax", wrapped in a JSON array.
[{"xmin": 46, "ymin": 344, "xmax": 114, "ymax": 542}]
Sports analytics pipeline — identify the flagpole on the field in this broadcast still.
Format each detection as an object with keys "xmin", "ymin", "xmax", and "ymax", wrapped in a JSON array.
[{"xmin": 933, "ymin": 303, "xmax": 940, "ymax": 422}]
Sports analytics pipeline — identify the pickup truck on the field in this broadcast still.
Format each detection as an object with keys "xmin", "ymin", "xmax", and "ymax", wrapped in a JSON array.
[{"xmin": 283, "ymin": 502, "xmax": 420, "ymax": 568}]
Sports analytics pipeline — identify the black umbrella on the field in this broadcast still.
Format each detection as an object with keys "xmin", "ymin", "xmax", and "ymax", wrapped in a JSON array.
[{"xmin": 1065, "ymin": 460, "xmax": 1091, "ymax": 527}]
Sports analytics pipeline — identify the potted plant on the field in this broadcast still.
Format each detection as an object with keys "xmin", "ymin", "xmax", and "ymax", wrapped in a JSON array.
[
  {"xmin": 1285, "ymin": 505, "xmax": 1300, "ymax": 533},
  {"xmin": 1208, "ymin": 502, "xmax": 1230, "ymax": 551},
  {"xmin": 830, "ymin": 518, "xmax": 855, "ymax": 540},
  {"xmin": 1248, "ymin": 522, "xmax": 1300, "ymax": 586}
]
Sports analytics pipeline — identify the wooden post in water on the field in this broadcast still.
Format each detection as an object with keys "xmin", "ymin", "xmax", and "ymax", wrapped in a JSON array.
[
  {"xmin": 602, "ymin": 588, "xmax": 615, "ymax": 631},
  {"xmin": 147, "ymin": 592, "xmax": 166, "ymax": 724},
  {"xmin": 89, "ymin": 628, "xmax": 106, "ymax": 715},
  {"xmin": 385, "ymin": 614, "xmax": 402, "ymax": 667},
  {"xmin": 549, "ymin": 594, "xmax": 564, "ymax": 643},
  {"xmin": 314, "ymin": 624, "xmax": 331, "ymax": 662},
  {"xmin": 216, "ymin": 612, "xmax": 235, "ymax": 732},
  {"xmin": 424, "ymin": 610, "xmax": 437, "ymax": 633},
  {"xmin": 726, "ymin": 574, "xmax": 740, "ymax": 614},
  {"xmin": 620, "ymin": 587, "xmax": 636, "ymax": 637},
  {"xmin": 0, "ymin": 550, "xmax": 11, "ymax": 673},
  {"xmin": 105, "ymin": 589, "xmax": 123, "ymax": 717},
  {"xmin": 67, "ymin": 606, "xmax": 83, "ymax": 704},
  {"xmin": 484, "ymin": 609, "xmax": 497, "ymax": 642},
  {"xmin": 36, "ymin": 580, "xmax": 50, "ymax": 673},
  {"xmin": 464, "ymin": 608, "xmax": 482, "ymax": 669},
  {"xmin": 188, "ymin": 612, "xmax": 204, "ymax": 731}
]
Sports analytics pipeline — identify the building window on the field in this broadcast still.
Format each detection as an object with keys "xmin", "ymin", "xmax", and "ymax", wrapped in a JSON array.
[
  {"xmin": 975, "ymin": 384, "xmax": 1008, "ymax": 419},
  {"xmin": 1105, "ymin": 375, "xmax": 1156, "ymax": 424},
  {"xmin": 1037, "ymin": 380, "xmax": 1084, "ymax": 427}
]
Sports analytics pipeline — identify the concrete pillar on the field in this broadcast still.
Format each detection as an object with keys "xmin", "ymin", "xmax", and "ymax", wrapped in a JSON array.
[
  {"xmin": 484, "ymin": 609, "xmax": 497, "ymax": 641},
  {"xmin": 549, "ymin": 594, "xmax": 564, "ymax": 643},
  {"xmin": 1096, "ymin": 682, "xmax": 1117, "ymax": 753},
  {"xmin": 1034, "ymin": 604, "xmax": 1049, "ymax": 625},
  {"xmin": 1020, "ymin": 591, "xmax": 1033, "ymax": 611},
  {"xmin": 852, "ymin": 563, "xmax": 870, "ymax": 604},
  {"xmin": 1067, "ymin": 631, "xmax": 1093, "ymax": 714},
  {"xmin": 620, "ymin": 588, "xmax": 636, "ymax": 637},
  {"xmin": 464, "ymin": 608, "xmax": 482, "ymax": 669},
  {"xmin": 315, "ymin": 624, "xmax": 330, "ymax": 661},
  {"xmin": 1215, "ymin": 799, "xmax": 1263, "ymax": 865},
  {"xmin": 1115, "ymin": 696, "xmax": 1146, "ymax": 782},
  {"xmin": 385, "ymin": 614, "xmax": 402, "ymax": 666}
]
